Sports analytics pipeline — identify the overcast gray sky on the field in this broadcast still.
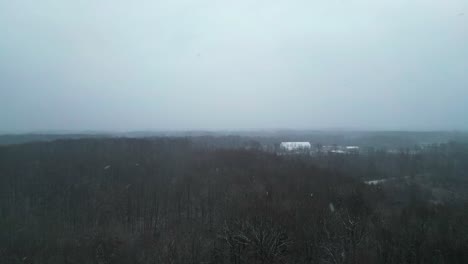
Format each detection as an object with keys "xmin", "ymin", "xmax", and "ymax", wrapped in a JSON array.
[{"xmin": 1, "ymin": 0, "xmax": 467, "ymax": 132}]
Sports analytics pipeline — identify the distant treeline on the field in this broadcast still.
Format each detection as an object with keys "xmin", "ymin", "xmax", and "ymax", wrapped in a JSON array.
[
  {"xmin": 0, "ymin": 134, "xmax": 108, "ymax": 146},
  {"xmin": 2, "ymin": 130, "xmax": 468, "ymax": 147},
  {"xmin": 0, "ymin": 138, "xmax": 467, "ymax": 263}
]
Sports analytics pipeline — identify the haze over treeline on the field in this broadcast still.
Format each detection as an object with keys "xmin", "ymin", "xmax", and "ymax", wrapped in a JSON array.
[{"xmin": 1, "ymin": 0, "xmax": 468, "ymax": 132}]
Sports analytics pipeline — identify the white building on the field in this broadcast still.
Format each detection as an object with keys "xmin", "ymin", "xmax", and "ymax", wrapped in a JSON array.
[
  {"xmin": 280, "ymin": 142, "xmax": 311, "ymax": 152},
  {"xmin": 345, "ymin": 146, "xmax": 360, "ymax": 154}
]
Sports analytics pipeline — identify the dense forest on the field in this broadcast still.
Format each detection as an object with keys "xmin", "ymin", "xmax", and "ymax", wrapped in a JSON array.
[{"xmin": 1, "ymin": 138, "xmax": 468, "ymax": 263}]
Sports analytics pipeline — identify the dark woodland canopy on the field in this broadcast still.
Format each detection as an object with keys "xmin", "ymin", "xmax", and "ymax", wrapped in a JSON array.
[{"xmin": 1, "ymin": 138, "xmax": 467, "ymax": 263}]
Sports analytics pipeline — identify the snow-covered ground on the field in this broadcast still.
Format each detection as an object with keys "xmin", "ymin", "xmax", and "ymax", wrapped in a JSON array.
[{"xmin": 364, "ymin": 179, "xmax": 388, "ymax": 185}]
